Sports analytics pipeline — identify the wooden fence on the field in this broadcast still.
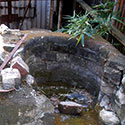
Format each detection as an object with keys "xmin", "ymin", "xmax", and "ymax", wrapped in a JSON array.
[{"xmin": 113, "ymin": 0, "xmax": 125, "ymax": 34}]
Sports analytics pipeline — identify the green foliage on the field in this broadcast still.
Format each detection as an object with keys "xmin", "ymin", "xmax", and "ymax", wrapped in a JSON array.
[
  {"xmin": 61, "ymin": 12, "xmax": 95, "ymax": 47},
  {"xmin": 59, "ymin": 0, "xmax": 125, "ymax": 47}
]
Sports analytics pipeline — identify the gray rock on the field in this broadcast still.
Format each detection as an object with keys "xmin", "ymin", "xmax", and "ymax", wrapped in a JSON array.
[
  {"xmin": 3, "ymin": 43, "xmax": 15, "ymax": 52},
  {"xmin": 13, "ymin": 47, "xmax": 24, "ymax": 58},
  {"xmin": 101, "ymin": 83, "xmax": 114, "ymax": 96},
  {"xmin": 0, "ymin": 49, "xmax": 5, "ymax": 65},
  {"xmin": 100, "ymin": 95, "xmax": 110, "ymax": 107},
  {"xmin": 26, "ymin": 74, "xmax": 36, "ymax": 86},
  {"xmin": 116, "ymin": 87, "xmax": 125, "ymax": 105},
  {"xmin": 122, "ymin": 75, "xmax": 125, "ymax": 85},
  {"xmin": 1, "ymin": 68, "xmax": 21, "ymax": 90},
  {"xmin": 58, "ymin": 101, "xmax": 83, "ymax": 115},
  {"xmin": 100, "ymin": 95, "xmax": 113, "ymax": 110},
  {"xmin": 100, "ymin": 109, "xmax": 120, "ymax": 125},
  {"xmin": 113, "ymin": 101, "xmax": 125, "ymax": 125},
  {"xmin": 122, "ymin": 75, "xmax": 125, "ymax": 92},
  {"xmin": 0, "ymin": 85, "xmax": 54, "ymax": 125}
]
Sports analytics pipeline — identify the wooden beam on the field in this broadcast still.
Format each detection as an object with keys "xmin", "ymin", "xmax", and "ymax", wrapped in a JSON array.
[
  {"xmin": 58, "ymin": 0, "xmax": 63, "ymax": 30},
  {"xmin": 19, "ymin": 0, "xmax": 31, "ymax": 29},
  {"xmin": 49, "ymin": 0, "xmax": 54, "ymax": 29},
  {"xmin": 76, "ymin": 0, "xmax": 125, "ymax": 46},
  {"xmin": 0, "ymin": 0, "xmax": 19, "ymax": 1}
]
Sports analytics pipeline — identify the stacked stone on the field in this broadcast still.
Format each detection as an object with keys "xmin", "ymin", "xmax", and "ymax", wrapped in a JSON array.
[
  {"xmin": 0, "ymin": 24, "xmax": 35, "ymax": 91},
  {"xmin": 99, "ymin": 51, "xmax": 125, "ymax": 125}
]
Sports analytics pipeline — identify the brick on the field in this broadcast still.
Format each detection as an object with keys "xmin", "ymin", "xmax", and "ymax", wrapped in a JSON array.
[{"xmin": 10, "ymin": 56, "xmax": 29, "ymax": 77}]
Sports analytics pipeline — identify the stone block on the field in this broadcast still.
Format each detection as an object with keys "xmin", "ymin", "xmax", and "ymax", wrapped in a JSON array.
[
  {"xmin": 100, "ymin": 109, "xmax": 120, "ymax": 125},
  {"xmin": 104, "ymin": 67, "xmax": 121, "ymax": 86},
  {"xmin": 116, "ymin": 87, "xmax": 125, "ymax": 105},
  {"xmin": 101, "ymin": 81, "xmax": 115, "ymax": 96},
  {"xmin": 1, "ymin": 68, "xmax": 21, "ymax": 90},
  {"xmin": 58, "ymin": 101, "xmax": 83, "ymax": 115},
  {"xmin": 10, "ymin": 56, "xmax": 29, "ymax": 77}
]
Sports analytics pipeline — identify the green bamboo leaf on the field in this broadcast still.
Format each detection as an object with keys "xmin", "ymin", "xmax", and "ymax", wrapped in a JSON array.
[
  {"xmin": 84, "ymin": 32, "xmax": 94, "ymax": 39},
  {"xmin": 75, "ymin": 35, "xmax": 81, "ymax": 47},
  {"xmin": 112, "ymin": 17, "xmax": 125, "ymax": 25}
]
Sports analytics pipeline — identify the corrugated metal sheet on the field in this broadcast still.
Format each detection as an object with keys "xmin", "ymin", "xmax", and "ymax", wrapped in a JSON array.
[{"xmin": 0, "ymin": 0, "xmax": 51, "ymax": 30}]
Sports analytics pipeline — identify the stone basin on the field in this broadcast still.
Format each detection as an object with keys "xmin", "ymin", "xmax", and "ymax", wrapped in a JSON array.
[
  {"xmin": 0, "ymin": 30, "xmax": 124, "ymax": 124},
  {"xmin": 22, "ymin": 30, "xmax": 125, "ymax": 124}
]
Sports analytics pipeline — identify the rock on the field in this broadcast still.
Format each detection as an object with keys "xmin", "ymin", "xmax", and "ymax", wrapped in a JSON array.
[
  {"xmin": 0, "ymin": 24, "xmax": 9, "ymax": 34},
  {"xmin": 58, "ymin": 101, "xmax": 83, "ymax": 115},
  {"xmin": 26, "ymin": 74, "xmax": 35, "ymax": 86},
  {"xmin": 10, "ymin": 56, "xmax": 29, "ymax": 77},
  {"xmin": 122, "ymin": 75, "xmax": 125, "ymax": 85},
  {"xmin": 122, "ymin": 75, "xmax": 125, "ymax": 92},
  {"xmin": 0, "ymin": 85, "xmax": 54, "ymax": 125},
  {"xmin": 101, "ymin": 85, "xmax": 114, "ymax": 96},
  {"xmin": 0, "ymin": 36, "xmax": 5, "ymax": 65},
  {"xmin": 113, "ymin": 101, "xmax": 125, "ymax": 125},
  {"xmin": 100, "ymin": 109, "xmax": 120, "ymax": 125},
  {"xmin": 1, "ymin": 68, "xmax": 21, "ymax": 90},
  {"xmin": 100, "ymin": 95, "xmax": 109, "ymax": 107},
  {"xmin": 13, "ymin": 47, "xmax": 24, "ymax": 58},
  {"xmin": 116, "ymin": 87, "xmax": 125, "ymax": 105},
  {"xmin": 3, "ymin": 43, "xmax": 15, "ymax": 52}
]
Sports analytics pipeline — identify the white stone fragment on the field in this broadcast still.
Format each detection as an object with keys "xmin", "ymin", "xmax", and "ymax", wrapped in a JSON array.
[
  {"xmin": 100, "ymin": 109, "xmax": 120, "ymax": 125},
  {"xmin": 1, "ymin": 68, "xmax": 21, "ymax": 90},
  {"xmin": 0, "ymin": 24, "xmax": 10, "ymax": 34}
]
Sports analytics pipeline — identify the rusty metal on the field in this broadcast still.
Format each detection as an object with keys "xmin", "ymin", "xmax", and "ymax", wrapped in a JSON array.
[
  {"xmin": 0, "ymin": 88, "xmax": 14, "ymax": 93},
  {"xmin": 19, "ymin": 0, "xmax": 31, "ymax": 29},
  {"xmin": 0, "ymin": 34, "xmax": 27, "ymax": 72}
]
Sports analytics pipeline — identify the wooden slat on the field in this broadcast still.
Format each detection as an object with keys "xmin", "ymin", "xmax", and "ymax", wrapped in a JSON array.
[
  {"xmin": 1, "ymin": 14, "xmax": 18, "ymax": 23},
  {"xmin": 76, "ymin": 0, "xmax": 125, "ymax": 46},
  {"xmin": 115, "ymin": 0, "xmax": 120, "ymax": 27},
  {"xmin": 58, "ymin": 0, "xmax": 63, "ymax": 30},
  {"xmin": 49, "ymin": 0, "xmax": 54, "ymax": 29},
  {"xmin": 118, "ymin": 0, "xmax": 124, "ymax": 29}
]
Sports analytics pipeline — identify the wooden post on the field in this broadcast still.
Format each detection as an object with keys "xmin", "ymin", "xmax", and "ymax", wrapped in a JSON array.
[
  {"xmin": 57, "ymin": 0, "xmax": 63, "ymax": 30},
  {"xmin": 49, "ymin": 0, "xmax": 54, "ymax": 29}
]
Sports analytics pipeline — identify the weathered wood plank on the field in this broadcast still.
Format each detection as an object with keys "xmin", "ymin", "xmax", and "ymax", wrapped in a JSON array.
[
  {"xmin": 58, "ymin": 0, "xmax": 63, "ymax": 30},
  {"xmin": 76, "ymin": 0, "xmax": 125, "ymax": 46}
]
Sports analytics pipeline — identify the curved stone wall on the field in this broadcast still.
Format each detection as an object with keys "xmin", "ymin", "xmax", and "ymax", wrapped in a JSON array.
[{"xmin": 22, "ymin": 31, "xmax": 125, "ymax": 125}]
